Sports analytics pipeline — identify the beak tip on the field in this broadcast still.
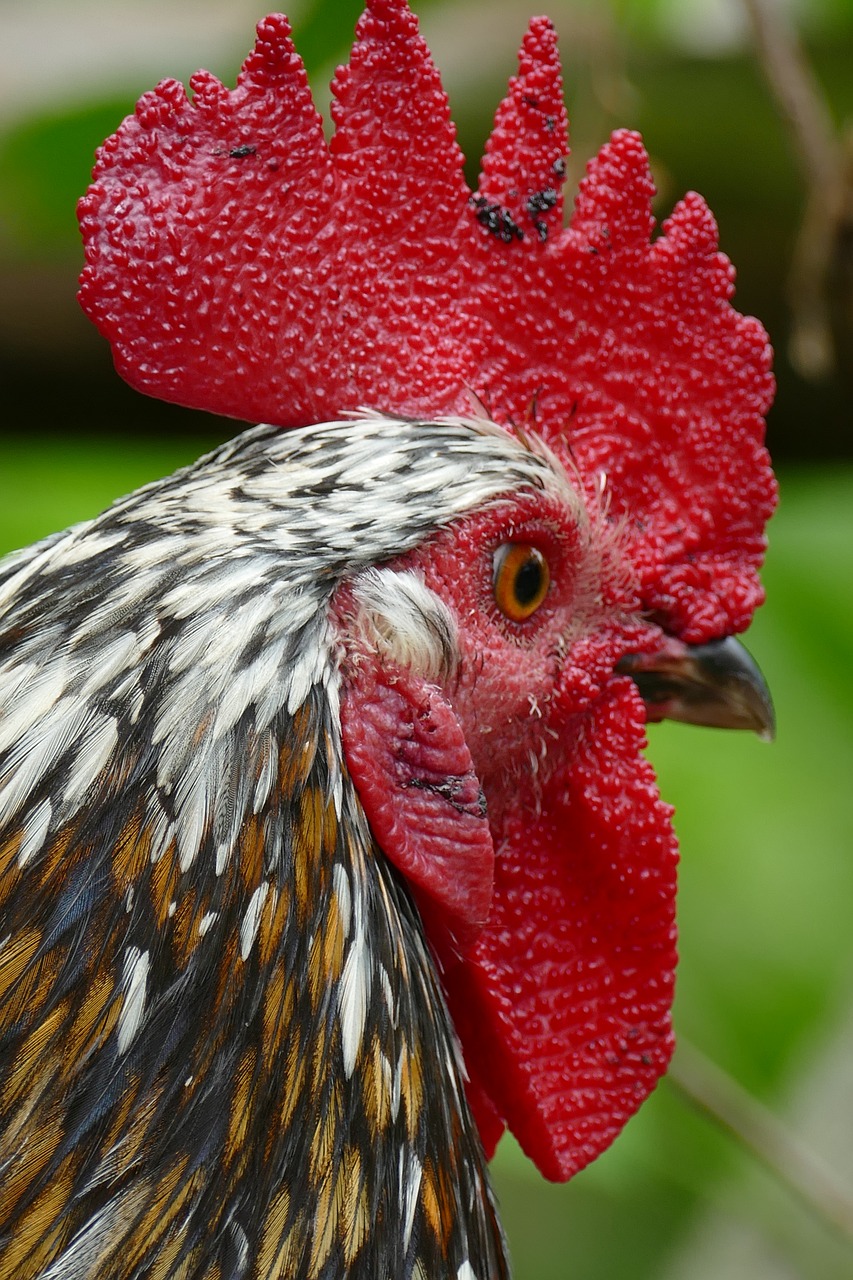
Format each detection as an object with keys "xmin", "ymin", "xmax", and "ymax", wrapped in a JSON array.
[
  {"xmin": 620, "ymin": 634, "xmax": 775, "ymax": 740},
  {"xmin": 755, "ymin": 703, "xmax": 777, "ymax": 743}
]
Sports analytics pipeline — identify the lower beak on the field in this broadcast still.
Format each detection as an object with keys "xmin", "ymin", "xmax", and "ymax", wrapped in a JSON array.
[{"xmin": 616, "ymin": 635, "xmax": 775, "ymax": 741}]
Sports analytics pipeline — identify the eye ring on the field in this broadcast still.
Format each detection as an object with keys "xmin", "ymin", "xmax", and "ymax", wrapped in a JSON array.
[{"xmin": 493, "ymin": 543, "xmax": 550, "ymax": 621}]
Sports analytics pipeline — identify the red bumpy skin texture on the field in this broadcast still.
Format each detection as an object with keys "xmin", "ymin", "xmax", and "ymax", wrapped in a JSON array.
[
  {"xmin": 78, "ymin": 0, "xmax": 776, "ymax": 1180},
  {"xmin": 448, "ymin": 681, "xmax": 679, "ymax": 1179}
]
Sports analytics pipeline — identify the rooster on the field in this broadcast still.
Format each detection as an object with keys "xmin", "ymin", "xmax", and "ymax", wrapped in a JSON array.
[{"xmin": 0, "ymin": 3, "xmax": 776, "ymax": 1278}]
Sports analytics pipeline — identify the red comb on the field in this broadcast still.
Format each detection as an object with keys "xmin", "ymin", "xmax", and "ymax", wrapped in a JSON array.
[{"xmin": 78, "ymin": 1, "xmax": 774, "ymax": 645}]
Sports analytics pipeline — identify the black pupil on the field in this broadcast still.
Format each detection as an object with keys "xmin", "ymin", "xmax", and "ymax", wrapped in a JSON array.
[{"xmin": 514, "ymin": 554, "xmax": 543, "ymax": 606}]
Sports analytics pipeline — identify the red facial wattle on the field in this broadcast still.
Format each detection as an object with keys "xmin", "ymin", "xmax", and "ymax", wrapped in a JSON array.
[{"xmin": 447, "ymin": 676, "xmax": 678, "ymax": 1180}]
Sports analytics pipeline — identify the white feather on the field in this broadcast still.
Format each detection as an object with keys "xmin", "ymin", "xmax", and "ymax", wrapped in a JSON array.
[
  {"xmin": 338, "ymin": 931, "xmax": 371, "ymax": 1078},
  {"xmin": 62, "ymin": 715, "xmax": 118, "ymax": 810},
  {"xmin": 17, "ymin": 797, "xmax": 52, "ymax": 867},
  {"xmin": 117, "ymin": 946, "xmax": 149, "ymax": 1054},
  {"xmin": 240, "ymin": 882, "xmax": 269, "ymax": 960},
  {"xmin": 401, "ymin": 1150, "xmax": 423, "ymax": 1254},
  {"xmin": 352, "ymin": 567, "xmax": 458, "ymax": 682}
]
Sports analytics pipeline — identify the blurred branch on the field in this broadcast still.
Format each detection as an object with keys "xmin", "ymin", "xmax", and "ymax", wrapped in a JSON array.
[
  {"xmin": 669, "ymin": 1038, "xmax": 853, "ymax": 1246},
  {"xmin": 742, "ymin": 0, "xmax": 852, "ymax": 380}
]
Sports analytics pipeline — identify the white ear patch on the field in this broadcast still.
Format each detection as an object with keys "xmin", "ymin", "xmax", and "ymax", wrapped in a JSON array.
[{"xmin": 352, "ymin": 568, "xmax": 458, "ymax": 683}]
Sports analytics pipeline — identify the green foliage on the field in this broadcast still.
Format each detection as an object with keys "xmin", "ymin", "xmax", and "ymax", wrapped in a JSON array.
[
  {"xmin": 0, "ymin": 102, "xmax": 135, "ymax": 260},
  {"xmin": 292, "ymin": 0, "xmax": 381, "ymax": 76}
]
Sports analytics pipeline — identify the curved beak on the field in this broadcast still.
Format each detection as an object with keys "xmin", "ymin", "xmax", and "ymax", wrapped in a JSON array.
[{"xmin": 616, "ymin": 635, "xmax": 775, "ymax": 742}]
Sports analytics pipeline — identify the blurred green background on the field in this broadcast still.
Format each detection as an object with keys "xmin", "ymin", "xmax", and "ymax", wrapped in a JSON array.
[{"xmin": 1, "ymin": 1, "xmax": 852, "ymax": 1277}]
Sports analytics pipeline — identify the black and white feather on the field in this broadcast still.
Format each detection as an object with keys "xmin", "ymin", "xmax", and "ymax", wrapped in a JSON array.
[{"xmin": 0, "ymin": 414, "xmax": 559, "ymax": 1280}]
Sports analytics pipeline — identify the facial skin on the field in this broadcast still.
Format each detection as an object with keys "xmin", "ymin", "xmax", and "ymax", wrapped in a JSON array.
[{"xmin": 395, "ymin": 484, "xmax": 658, "ymax": 831}]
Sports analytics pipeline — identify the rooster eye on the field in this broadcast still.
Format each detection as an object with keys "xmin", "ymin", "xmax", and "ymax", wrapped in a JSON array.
[{"xmin": 493, "ymin": 543, "xmax": 550, "ymax": 621}]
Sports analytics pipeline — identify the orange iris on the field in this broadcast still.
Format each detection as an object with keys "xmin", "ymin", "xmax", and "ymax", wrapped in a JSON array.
[{"xmin": 493, "ymin": 543, "xmax": 550, "ymax": 621}]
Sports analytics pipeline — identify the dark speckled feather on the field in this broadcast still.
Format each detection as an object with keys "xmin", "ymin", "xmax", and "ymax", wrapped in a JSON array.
[{"xmin": 0, "ymin": 415, "xmax": 558, "ymax": 1279}]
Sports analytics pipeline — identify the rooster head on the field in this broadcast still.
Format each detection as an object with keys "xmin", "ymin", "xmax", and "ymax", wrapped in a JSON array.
[{"xmin": 77, "ymin": 0, "xmax": 776, "ymax": 1183}]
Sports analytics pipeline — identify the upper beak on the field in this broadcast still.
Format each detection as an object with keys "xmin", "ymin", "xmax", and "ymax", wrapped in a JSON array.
[{"xmin": 616, "ymin": 635, "xmax": 776, "ymax": 742}]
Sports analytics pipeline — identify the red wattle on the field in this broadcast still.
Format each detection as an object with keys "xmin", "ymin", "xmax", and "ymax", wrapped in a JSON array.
[{"xmin": 445, "ymin": 679, "xmax": 678, "ymax": 1179}]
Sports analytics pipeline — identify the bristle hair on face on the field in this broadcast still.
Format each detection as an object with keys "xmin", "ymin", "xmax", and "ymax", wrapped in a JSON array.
[{"xmin": 351, "ymin": 567, "xmax": 458, "ymax": 683}]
